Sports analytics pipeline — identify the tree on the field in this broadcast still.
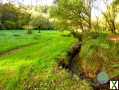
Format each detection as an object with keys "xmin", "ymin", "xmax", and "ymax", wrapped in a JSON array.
[
  {"xmin": 102, "ymin": 0, "xmax": 119, "ymax": 34},
  {"xmin": 84, "ymin": 0, "xmax": 95, "ymax": 30},
  {"xmin": 53, "ymin": 0, "xmax": 59, "ymax": 4},
  {"xmin": 30, "ymin": 15, "xmax": 53, "ymax": 30},
  {"xmin": 35, "ymin": 5, "xmax": 49, "ymax": 13},
  {"xmin": 0, "ymin": 3, "xmax": 18, "ymax": 29},
  {"xmin": 0, "ymin": 3, "xmax": 31, "ymax": 30},
  {"xmin": 50, "ymin": 0, "xmax": 95, "ymax": 33}
]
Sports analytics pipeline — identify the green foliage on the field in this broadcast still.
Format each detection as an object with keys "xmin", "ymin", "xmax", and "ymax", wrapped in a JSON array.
[
  {"xmin": 0, "ymin": 3, "xmax": 30, "ymax": 30},
  {"xmin": 50, "ymin": 0, "xmax": 90, "ymax": 32},
  {"xmin": 102, "ymin": 0, "xmax": 119, "ymax": 34},
  {"xmin": 30, "ymin": 15, "xmax": 53, "ymax": 30},
  {"xmin": 0, "ymin": 30, "xmax": 39, "ymax": 53},
  {"xmin": 34, "ymin": 5, "xmax": 49, "ymax": 13},
  {"xmin": 79, "ymin": 33, "xmax": 119, "ymax": 79}
]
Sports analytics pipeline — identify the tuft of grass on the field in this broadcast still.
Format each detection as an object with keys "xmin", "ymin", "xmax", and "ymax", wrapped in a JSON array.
[{"xmin": 79, "ymin": 33, "xmax": 119, "ymax": 79}]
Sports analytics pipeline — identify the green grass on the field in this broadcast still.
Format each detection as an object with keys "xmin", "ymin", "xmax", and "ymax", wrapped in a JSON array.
[
  {"xmin": 79, "ymin": 32, "xmax": 119, "ymax": 79},
  {"xmin": 0, "ymin": 30, "xmax": 41, "ymax": 53},
  {"xmin": 1, "ymin": 31, "xmax": 119, "ymax": 89},
  {"xmin": 0, "ymin": 30, "xmax": 92, "ymax": 90}
]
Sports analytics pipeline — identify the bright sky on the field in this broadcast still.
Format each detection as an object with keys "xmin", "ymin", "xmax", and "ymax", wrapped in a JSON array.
[
  {"xmin": 2, "ymin": 0, "xmax": 54, "ymax": 6},
  {"xmin": 92, "ymin": 0, "xmax": 113, "ymax": 18}
]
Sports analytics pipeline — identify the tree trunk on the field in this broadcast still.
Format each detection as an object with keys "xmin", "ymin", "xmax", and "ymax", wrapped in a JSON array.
[
  {"xmin": 89, "ymin": 16, "xmax": 91, "ymax": 31},
  {"xmin": 27, "ymin": 29, "xmax": 32, "ymax": 34},
  {"xmin": 88, "ymin": 0, "xmax": 92, "ymax": 31},
  {"xmin": 111, "ymin": 20, "xmax": 116, "ymax": 34}
]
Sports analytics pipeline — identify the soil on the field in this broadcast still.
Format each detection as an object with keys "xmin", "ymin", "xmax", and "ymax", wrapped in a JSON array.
[
  {"xmin": 58, "ymin": 42, "xmax": 82, "ymax": 75},
  {"xmin": 107, "ymin": 34, "xmax": 119, "ymax": 42}
]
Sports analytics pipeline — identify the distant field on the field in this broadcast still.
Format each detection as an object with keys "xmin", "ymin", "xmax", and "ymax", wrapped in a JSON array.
[
  {"xmin": 0, "ymin": 30, "xmax": 47, "ymax": 53},
  {"xmin": 0, "ymin": 30, "xmax": 92, "ymax": 90}
]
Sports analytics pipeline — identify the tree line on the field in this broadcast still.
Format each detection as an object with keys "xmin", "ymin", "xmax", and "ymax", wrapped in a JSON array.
[
  {"xmin": 0, "ymin": 3, "xmax": 53, "ymax": 30},
  {"xmin": 1, "ymin": 0, "xmax": 119, "ymax": 34},
  {"xmin": 50, "ymin": 0, "xmax": 119, "ymax": 34}
]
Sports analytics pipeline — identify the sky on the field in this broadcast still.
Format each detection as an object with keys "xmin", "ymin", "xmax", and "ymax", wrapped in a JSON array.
[
  {"xmin": 1, "ymin": 0, "xmax": 113, "ymax": 18},
  {"xmin": 1, "ymin": 0, "xmax": 54, "ymax": 6},
  {"xmin": 92, "ymin": 0, "xmax": 112, "ymax": 18}
]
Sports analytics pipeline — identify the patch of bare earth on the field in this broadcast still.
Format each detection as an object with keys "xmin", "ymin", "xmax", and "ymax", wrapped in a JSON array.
[{"xmin": 107, "ymin": 34, "xmax": 119, "ymax": 42}]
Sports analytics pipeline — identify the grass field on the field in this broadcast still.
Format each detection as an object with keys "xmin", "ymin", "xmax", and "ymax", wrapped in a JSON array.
[
  {"xmin": 0, "ymin": 30, "xmax": 92, "ymax": 90},
  {"xmin": 0, "ymin": 30, "xmax": 43, "ymax": 53}
]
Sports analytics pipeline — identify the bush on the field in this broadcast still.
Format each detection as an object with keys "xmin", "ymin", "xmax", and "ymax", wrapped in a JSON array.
[
  {"xmin": 30, "ymin": 15, "xmax": 53, "ymax": 30},
  {"xmin": 0, "ymin": 3, "xmax": 30, "ymax": 30},
  {"xmin": 78, "ymin": 33, "xmax": 119, "ymax": 80}
]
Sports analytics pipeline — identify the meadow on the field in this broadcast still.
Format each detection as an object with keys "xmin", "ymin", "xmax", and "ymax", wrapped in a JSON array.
[{"xmin": 0, "ymin": 30, "xmax": 93, "ymax": 90}]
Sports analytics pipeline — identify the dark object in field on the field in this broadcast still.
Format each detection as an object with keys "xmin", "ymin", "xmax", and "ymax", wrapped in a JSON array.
[
  {"xmin": 27, "ymin": 29, "xmax": 32, "ymax": 34},
  {"xmin": 13, "ymin": 34, "xmax": 20, "ymax": 36},
  {"xmin": 38, "ymin": 26, "xmax": 41, "ymax": 33}
]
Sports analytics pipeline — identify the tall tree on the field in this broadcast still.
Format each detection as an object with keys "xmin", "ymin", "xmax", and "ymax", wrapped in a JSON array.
[
  {"xmin": 83, "ymin": 0, "xmax": 95, "ymax": 30},
  {"xmin": 50, "ymin": 0, "xmax": 95, "ymax": 33}
]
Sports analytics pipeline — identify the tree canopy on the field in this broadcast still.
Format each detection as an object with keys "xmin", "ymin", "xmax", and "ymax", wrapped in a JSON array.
[
  {"xmin": 50, "ymin": 0, "xmax": 95, "ymax": 32},
  {"xmin": 0, "ymin": 3, "xmax": 31, "ymax": 29}
]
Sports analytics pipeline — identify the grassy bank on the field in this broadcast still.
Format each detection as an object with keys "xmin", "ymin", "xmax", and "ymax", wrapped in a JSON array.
[{"xmin": 79, "ymin": 33, "xmax": 119, "ymax": 80}]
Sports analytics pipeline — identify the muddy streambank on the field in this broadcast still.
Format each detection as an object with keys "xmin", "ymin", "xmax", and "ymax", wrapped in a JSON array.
[{"xmin": 58, "ymin": 40, "xmax": 119, "ymax": 90}]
